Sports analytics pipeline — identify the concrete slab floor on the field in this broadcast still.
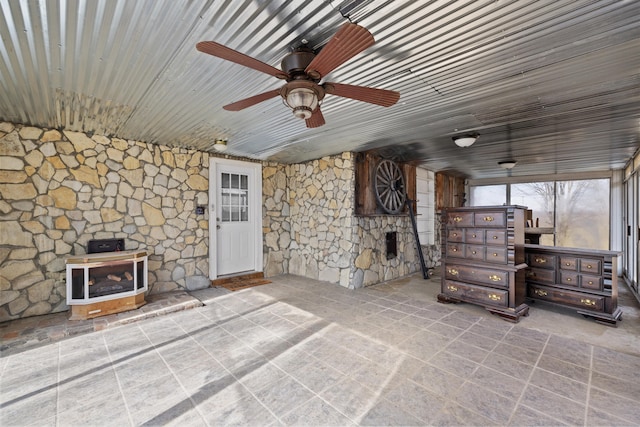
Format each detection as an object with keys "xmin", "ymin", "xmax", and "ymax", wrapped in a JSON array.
[{"xmin": 1, "ymin": 273, "xmax": 639, "ymax": 426}]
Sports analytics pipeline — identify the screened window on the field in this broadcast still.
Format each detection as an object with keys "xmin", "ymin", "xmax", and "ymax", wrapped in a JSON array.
[
  {"xmin": 512, "ymin": 182, "xmax": 555, "ymax": 246},
  {"xmin": 470, "ymin": 184, "xmax": 507, "ymax": 206},
  {"xmin": 470, "ymin": 178, "xmax": 610, "ymax": 250},
  {"xmin": 556, "ymin": 179, "xmax": 609, "ymax": 249}
]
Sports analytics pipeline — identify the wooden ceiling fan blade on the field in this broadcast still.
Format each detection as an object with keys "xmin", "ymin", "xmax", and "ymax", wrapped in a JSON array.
[
  {"xmin": 223, "ymin": 89, "xmax": 281, "ymax": 111},
  {"xmin": 305, "ymin": 108, "xmax": 325, "ymax": 128},
  {"xmin": 325, "ymin": 82, "xmax": 400, "ymax": 107},
  {"xmin": 305, "ymin": 23, "xmax": 374, "ymax": 79},
  {"xmin": 196, "ymin": 41, "xmax": 288, "ymax": 79}
]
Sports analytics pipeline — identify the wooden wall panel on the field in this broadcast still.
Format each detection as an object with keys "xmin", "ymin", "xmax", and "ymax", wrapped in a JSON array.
[
  {"xmin": 355, "ymin": 151, "xmax": 416, "ymax": 215},
  {"xmin": 436, "ymin": 172, "xmax": 465, "ymax": 209}
]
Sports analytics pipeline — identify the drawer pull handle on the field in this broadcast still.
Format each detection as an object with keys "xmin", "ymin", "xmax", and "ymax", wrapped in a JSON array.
[
  {"xmin": 488, "ymin": 294, "xmax": 501, "ymax": 301},
  {"xmin": 472, "ymin": 234, "xmax": 477, "ymax": 238},
  {"xmin": 535, "ymin": 258, "xmax": 546, "ymax": 264},
  {"xmin": 565, "ymin": 262, "xmax": 571, "ymax": 266},
  {"xmin": 452, "ymin": 233, "xmax": 458, "ymax": 237},
  {"xmin": 534, "ymin": 289, "xmax": 548, "ymax": 297},
  {"xmin": 471, "ymin": 250, "xmax": 477, "ymax": 254},
  {"xmin": 489, "ymin": 275, "xmax": 501, "ymax": 282},
  {"xmin": 448, "ymin": 268, "xmax": 459, "ymax": 276},
  {"xmin": 586, "ymin": 265, "xmax": 592, "ymax": 269},
  {"xmin": 492, "ymin": 236, "xmax": 498, "ymax": 239},
  {"xmin": 581, "ymin": 298, "xmax": 596, "ymax": 307},
  {"xmin": 566, "ymin": 278, "xmax": 572, "ymax": 282},
  {"xmin": 447, "ymin": 285, "xmax": 458, "ymax": 292},
  {"xmin": 483, "ymin": 216, "xmax": 494, "ymax": 222},
  {"xmin": 492, "ymin": 253, "xmax": 498, "ymax": 257},
  {"xmin": 588, "ymin": 281, "xmax": 594, "ymax": 285},
  {"xmin": 452, "ymin": 248, "xmax": 458, "ymax": 252},
  {"xmin": 453, "ymin": 216, "xmax": 462, "ymax": 222}
]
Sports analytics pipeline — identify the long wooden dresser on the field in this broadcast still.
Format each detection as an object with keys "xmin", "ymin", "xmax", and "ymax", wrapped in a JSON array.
[
  {"xmin": 438, "ymin": 205, "xmax": 529, "ymax": 322},
  {"xmin": 524, "ymin": 244, "xmax": 622, "ymax": 326}
]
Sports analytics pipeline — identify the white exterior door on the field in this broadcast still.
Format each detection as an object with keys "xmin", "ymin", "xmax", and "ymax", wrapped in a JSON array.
[{"xmin": 209, "ymin": 158, "xmax": 262, "ymax": 278}]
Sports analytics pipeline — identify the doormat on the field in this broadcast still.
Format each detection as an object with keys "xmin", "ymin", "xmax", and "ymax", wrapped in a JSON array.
[{"xmin": 214, "ymin": 277, "xmax": 271, "ymax": 292}]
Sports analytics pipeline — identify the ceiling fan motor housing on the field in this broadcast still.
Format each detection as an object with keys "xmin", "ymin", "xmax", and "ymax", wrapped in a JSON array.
[{"xmin": 281, "ymin": 48, "xmax": 317, "ymax": 80}]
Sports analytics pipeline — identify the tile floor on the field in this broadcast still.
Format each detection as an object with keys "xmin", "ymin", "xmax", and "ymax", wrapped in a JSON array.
[{"xmin": 1, "ymin": 274, "xmax": 640, "ymax": 426}]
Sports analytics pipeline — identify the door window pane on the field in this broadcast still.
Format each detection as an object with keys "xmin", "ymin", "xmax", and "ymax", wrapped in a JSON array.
[
  {"xmin": 470, "ymin": 185, "xmax": 507, "ymax": 206},
  {"xmin": 220, "ymin": 172, "xmax": 249, "ymax": 222}
]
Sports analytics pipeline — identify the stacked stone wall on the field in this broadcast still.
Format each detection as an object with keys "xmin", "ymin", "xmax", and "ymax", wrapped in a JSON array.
[
  {"xmin": 263, "ymin": 152, "xmax": 423, "ymax": 289},
  {"xmin": 0, "ymin": 122, "xmax": 210, "ymax": 321},
  {"xmin": 286, "ymin": 153, "xmax": 355, "ymax": 287},
  {"xmin": 262, "ymin": 162, "xmax": 289, "ymax": 277},
  {"xmin": 351, "ymin": 215, "xmax": 419, "ymax": 288}
]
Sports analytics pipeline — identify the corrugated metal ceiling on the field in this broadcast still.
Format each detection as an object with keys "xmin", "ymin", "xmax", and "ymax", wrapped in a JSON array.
[{"xmin": 1, "ymin": 0, "xmax": 638, "ymax": 178}]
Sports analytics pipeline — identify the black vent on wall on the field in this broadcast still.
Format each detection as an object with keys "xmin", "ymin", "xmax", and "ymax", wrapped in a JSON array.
[
  {"xmin": 386, "ymin": 232, "xmax": 397, "ymax": 260},
  {"xmin": 88, "ymin": 238, "xmax": 124, "ymax": 253}
]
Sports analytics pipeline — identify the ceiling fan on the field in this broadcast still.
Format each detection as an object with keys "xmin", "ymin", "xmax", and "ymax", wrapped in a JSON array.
[{"xmin": 196, "ymin": 22, "xmax": 400, "ymax": 128}]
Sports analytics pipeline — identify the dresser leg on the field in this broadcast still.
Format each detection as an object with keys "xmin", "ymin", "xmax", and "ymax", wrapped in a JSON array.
[
  {"xmin": 437, "ymin": 293, "xmax": 460, "ymax": 304},
  {"xmin": 485, "ymin": 303, "xmax": 530, "ymax": 323}
]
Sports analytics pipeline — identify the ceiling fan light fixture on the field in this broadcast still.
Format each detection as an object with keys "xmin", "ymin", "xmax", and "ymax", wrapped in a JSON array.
[
  {"xmin": 452, "ymin": 133, "xmax": 479, "ymax": 148},
  {"xmin": 498, "ymin": 160, "xmax": 517, "ymax": 169},
  {"xmin": 213, "ymin": 139, "xmax": 227, "ymax": 152},
  {"xmin": 285, "ymin": 87, "xmax": 318, "ymax": 120}
]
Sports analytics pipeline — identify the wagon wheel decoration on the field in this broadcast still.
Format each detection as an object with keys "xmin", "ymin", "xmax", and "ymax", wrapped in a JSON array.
[{"xmin": 374, "ymin": 159, "xmax": 406, "ymax": 214}]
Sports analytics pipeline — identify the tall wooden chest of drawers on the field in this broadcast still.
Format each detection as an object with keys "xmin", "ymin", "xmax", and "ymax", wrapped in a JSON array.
[
  {"xmin": 524, "ymin": 244, "xmax": 622, "ymax": 326},
  {"xmin": 438, "ymin": 206, "xmax": 529, "ymax": 322}
]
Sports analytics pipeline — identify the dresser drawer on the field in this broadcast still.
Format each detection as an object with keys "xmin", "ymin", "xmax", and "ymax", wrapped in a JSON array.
[
  {"xmin": 447, "ymin": 212, "xmax": 473, "ymax": 227},
  {"xmin": 580, "ymin": 274, "xmax": 603, "ymax": 290},
  {"xmin": 486, "ymin": 230, "xmax": 506, "ymax": 245},
  {"xmin": 527, "ymin": 284, "xmax": 605, "ymax": 312},
  {"xmin": 447, "ymin": 243, "xmax": 465, "ymax": 258},
  {"xmin": 444, "ymin": 264, "xmax": 509, "ymax": 289},
  {"xmin": 579, "ymin": 258, "xmax": 602, "ymax": 274},
  {"xmin": 528, "ymin": 253, "xmax": 556, "ymax": 269},
  {"xmin": 448, "ymin": 229, "xmax": 464, "ymax": 242},
  {"xmin": 443, "ymin": 280, "xmax": 508, "ymax": 307},
  {"xmin": 559, "ymin": 271, "xmax": 579, "ymax": 287},
  {"xmin": 473, "ymin": 211, "xmax": 506, "ymax": 227},
  {"xmin": 525, "ymin": 267, "xmax": 555, "ymax": 285},
  {"xmin": 465, "ymin": 229, "xmax": 484, "ymax": 244},
  {"xmin": 485, "ymin": 247, "xmax": 508, "ymax": 264},
  {"xmin": 466, "ymin": 245, "xmax": 485, "ymax": 261},
  {"xmin": 559, "ymin": 257, "xmax": 578, "ymax": 271}
]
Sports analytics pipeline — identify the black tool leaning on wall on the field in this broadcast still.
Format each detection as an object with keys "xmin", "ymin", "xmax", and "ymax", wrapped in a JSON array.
[{"xmin": 405, "ymin": 198, "xmax": 433, "ymax": 280}]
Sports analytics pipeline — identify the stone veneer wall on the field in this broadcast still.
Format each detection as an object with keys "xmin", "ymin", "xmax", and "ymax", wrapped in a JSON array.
[
  {"xmin": 287, "ymin": 153, "xmax": 356, "ymax": 287},
  {"xmin": 351, "ymin": 216, "xmax": 419, "ymax": 287},
  {"xmin": 0, "ymin": 122, "xmax": 210, "ymax": 321},
  {"xmin": 262, "ymin": 162, "xmax": 289, "ymax": 277},
  {"xmin": 262, "ymin": 152, "xmax": 420, "ymax": 289}
]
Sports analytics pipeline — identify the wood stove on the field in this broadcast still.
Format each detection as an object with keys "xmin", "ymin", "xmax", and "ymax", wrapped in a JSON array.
[{"xmin": 66, "ymin": 249, "xmax": 148, "ymax": 320}]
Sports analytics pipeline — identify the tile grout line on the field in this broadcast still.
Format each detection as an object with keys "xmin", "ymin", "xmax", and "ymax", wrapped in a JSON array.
[
  {"xmin": 186, "ymin": 301, "xmax": 315, "ymax": 425},
  {"xmin": 505, "ymin": 332, "xmax": 569, "ymax": 426},
  {"xmin": 138, "ymin": 317, "xmax": 213, "ymax": 426},
  {"xmin": 55, "ymin": 341, "xmax": 61, "ymax": 427},
  {"xmin": 583, "ymin": 344, "xmax": 594, "ymax": 427},
  {"xmin": 432, "ymin": 314, "xmax": 512, "ymax": 424},
  {"xmin": 103, "ymin": 329, "xmax": 136, "ymax": 427}
]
